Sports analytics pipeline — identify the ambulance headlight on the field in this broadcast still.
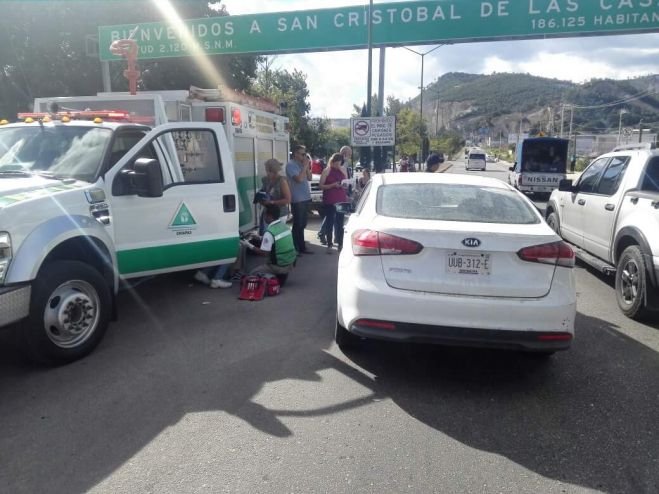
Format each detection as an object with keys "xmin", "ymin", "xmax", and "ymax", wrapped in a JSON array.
[{"xmin": 0, "ymin": 232, "xmax": 12, "ymax": 284}]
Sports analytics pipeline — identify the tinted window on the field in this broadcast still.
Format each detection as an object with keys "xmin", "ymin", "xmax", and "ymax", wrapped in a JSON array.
[
  {"xmin": 108, "ymin": 130, "xmax": 150, "ymax": 167},
  {"xmin": 165, "ymin": 130, "xmax": 223, "ymax": 184},
  {"xmin": 356, "ymin": 181, "xmax": 372, "ymax": 214},
  {"xmin": 640, "ymin": 157, "xmax": 659, "ymax": 192},
  {"xmin": 577, "ymin": 157, "xmax": 608, "ymax": 193},
  {"xmin": 521, "ymin": 139, "xmax": 568, "ymax": 173},
  {"xmin": 596, "ymin": 156, "xmax": 629, "ymax": 196},
  {"xmin": 376, "ymin": 183, "xmax": 539, "ymax": 224},
  {"xmin": 469, "ymin": 154, "xmax": 485, "ymax": 160}
]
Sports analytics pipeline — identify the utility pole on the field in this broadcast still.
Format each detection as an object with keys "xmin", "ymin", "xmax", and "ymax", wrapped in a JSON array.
[
  {"xmin": 560, "ymin": 104, "xmax": 565, "ymax": 138},
  {"xmin": 639, "ymin": 119, "xmax": 644, "ymax": 143},
  {"xmin": 568, "ymin": 105, "xmax": 574, "ymax": 164},
  {"xmin": 366, "ymin": 0, "xmax": 373, "ymax": 118}
]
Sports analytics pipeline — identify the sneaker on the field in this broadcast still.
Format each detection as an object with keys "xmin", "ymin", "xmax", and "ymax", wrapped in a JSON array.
[
  {"xmin": 210, "ymin": 279, "xmax": 232, "ymax": 289},
  {"xmin": 230, "ymin": 271, "xmax": 245, "ymax": 282},
  {"xmin": 194, "ymin": 271, "xmax": 210, "ymax": 285}
]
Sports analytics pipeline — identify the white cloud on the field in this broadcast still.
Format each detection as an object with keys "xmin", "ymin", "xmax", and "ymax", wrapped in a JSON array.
[{"xmin": 216, "ymin": 1, "xmax": 659, "ymax": 118}]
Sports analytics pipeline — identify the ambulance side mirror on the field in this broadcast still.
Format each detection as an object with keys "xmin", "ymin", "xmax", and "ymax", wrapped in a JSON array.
[
  {"xmin": 133, "ymin": 158, "xmax": 164, "ymax": 198},
  {"xmin": 117, "ymin": 158, "xmax": 163, "ymax": 198}
]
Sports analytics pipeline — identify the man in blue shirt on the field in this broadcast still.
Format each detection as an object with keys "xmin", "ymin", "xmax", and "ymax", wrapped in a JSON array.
[{"xmin": 286, "ymin": 144, "xmax": 314, "ymax": 254}]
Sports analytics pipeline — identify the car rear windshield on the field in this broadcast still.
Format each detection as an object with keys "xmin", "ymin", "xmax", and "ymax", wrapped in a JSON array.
[
  {"xmin": 376, "ymin": 183, "xmax": 540, "ymax": 224},
  {"xmin": 469, "ymin": 154, "xmax": 485, "ymax": 160}
]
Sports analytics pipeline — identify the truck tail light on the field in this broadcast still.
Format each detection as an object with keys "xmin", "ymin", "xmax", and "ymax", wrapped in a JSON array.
[
  {"xmin": 352, "ymin": 230, "xmax": 423, "ymax": 256},
  {"xmin": 231, "ymin": 107, "xmax": 241, "ymax": 126},
  {"xmin": 517, "ymin": 241, "xmax": 575, "ymax": 268},
  {"xmin": 205, "ymin": 107, "xmax": 225, "ymax": 123}
]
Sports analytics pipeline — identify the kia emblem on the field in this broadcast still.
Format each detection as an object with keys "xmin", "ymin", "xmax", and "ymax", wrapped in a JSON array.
[{"xmin": 462, "ymin": 238, "xmax": 481, "ymax": 248}]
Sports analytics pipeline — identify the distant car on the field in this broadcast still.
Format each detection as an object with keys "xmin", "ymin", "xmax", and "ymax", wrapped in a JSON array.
[
  {"xmin": 466, "ymin": 152, "xmax": 487, "ymax": 171},
  {"xmin": 336, "ymin": 173, "xmax": 576, "ymax": 355},
  {"xmin": 486, "ymin": 154, "xmax": 497, "ymax": 163}
]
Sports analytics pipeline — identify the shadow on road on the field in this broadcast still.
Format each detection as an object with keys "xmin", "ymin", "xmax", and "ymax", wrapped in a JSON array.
[
  {"xmin": 0, "ymin": 242, "xmax": 379, "ymax": 493},
  {"xmin": 1, "ymin": 244, "xmax": 657, "ymax": 493},
  {"xmin": 343, "ymin": 311, "xmax": 659, "ymax": 493}
]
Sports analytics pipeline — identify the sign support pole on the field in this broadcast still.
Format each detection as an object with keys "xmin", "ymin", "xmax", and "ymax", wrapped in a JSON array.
[
  {"xmin": 377, "ymin": 47, "xmax": 386, "ymax": 172},
  {"xmin": 366, "ymin": 0, "xmax": 373, "ymax": 118},
  {"xmin": 101, "ymin": 61, "xmax": 111, "ymax": 92}
]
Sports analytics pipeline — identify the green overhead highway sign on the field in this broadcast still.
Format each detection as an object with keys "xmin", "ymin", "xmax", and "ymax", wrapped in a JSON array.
[{"xmin": 99, "ymin": 1, "xmax": 659, "ymax": 61}]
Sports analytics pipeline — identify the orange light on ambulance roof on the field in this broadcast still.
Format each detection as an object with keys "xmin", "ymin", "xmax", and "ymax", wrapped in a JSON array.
[
  {"xmin": 205, "ymin": 107, "xmax": 225, "ymax": 123},
  {"xmin": 231, "ymin": 107, "xmax": 241, "ymax": 127}
]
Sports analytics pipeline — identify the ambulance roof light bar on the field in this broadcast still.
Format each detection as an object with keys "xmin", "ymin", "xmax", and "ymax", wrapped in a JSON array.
[{"xmin": 17, "ymin": 110, "xmax": 133, "ymax": 122}]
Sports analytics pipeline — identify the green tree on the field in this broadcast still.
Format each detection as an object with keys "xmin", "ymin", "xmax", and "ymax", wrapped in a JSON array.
[
  {"xmin": 252, "ymin": 66, "xmax": 310, "ymax": 148},
  {"xmin": 0, "ymin": 1, "xmax": 261, "ymax": 118}
]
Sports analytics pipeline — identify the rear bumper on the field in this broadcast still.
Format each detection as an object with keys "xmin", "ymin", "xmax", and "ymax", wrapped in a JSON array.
[
  {"xmin": 337, "ymin": 258, "xmax": 575, "ymax": 351},
  {"xmin": 0, "ymin": 284, "xmax": 31, "ymax": 328},
  {"xmin": 519, "ymin": 186, "xmax": 555, "ymax": 193},
  {"xmin": 350, "ymin": 321, "xmax": 572, "ymax": 351}
]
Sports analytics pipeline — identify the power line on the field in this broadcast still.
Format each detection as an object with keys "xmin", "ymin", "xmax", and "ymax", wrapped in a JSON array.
[{"xmin": 565, "ymin": 88, "xmax": 657, "ymax": 110}]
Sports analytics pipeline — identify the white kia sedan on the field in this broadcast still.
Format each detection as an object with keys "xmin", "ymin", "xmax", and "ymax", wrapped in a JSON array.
[{"xmin": 336, "ymin": 173, "xmax": 576, "ymax": 355}]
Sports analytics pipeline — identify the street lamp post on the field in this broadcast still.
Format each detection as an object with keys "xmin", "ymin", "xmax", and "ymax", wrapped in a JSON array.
[
  {"xmin": 618, "ymin": 108, "xmax": 628, "ymax": 145},
  {"xmin": 401, "ymin": 45, "xmax": 444, "ymax": 167}
]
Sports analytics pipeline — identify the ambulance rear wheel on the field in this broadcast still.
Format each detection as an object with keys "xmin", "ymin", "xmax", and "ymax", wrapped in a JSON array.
[{"xmin": 22, "ymin": 261, "xmax": 111, "ymax": 365}]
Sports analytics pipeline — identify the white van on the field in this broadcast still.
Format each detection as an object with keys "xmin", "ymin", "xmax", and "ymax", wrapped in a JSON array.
[{"xmin": 466, "ymin": 152, "xmax": 486, "ymax": 171}]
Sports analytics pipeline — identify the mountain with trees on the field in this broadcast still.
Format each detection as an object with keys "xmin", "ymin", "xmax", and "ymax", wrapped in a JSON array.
[{"xmin": 410, "ymin": 72, "xmax": 659, "ymax": 141}]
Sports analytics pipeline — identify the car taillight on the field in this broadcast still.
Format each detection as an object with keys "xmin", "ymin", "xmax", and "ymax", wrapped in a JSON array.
[
  {"xmin": 517, "ymin": 241, "xmax": 575, "ymax": 267},
  {"xmin": 352, "ymin": 230, "xmax": 423, "ymax": 256},
  {"xmin": 205, "ymin": 107, "xmax": 225, "ymax": 123}
]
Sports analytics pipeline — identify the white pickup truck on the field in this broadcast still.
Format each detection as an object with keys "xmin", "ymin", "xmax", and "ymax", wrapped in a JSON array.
[
  {"xmin": 545, "ymin": 143, "xmax": 659, "ymax": 319},
  {"xmin": 0, "ymin": 112, "xmax": 246, "ymax": 364}
]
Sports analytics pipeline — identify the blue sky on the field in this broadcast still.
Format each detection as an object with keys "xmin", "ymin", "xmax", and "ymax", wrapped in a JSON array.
[{"xmin": 220, "ymin": 0, "xmax": 659, "ymax": 118}]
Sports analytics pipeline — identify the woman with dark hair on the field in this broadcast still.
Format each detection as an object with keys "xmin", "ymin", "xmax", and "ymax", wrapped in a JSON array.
[{"xmin": 319, "ymin": 153, "xmax": 348, "ymax": 253}]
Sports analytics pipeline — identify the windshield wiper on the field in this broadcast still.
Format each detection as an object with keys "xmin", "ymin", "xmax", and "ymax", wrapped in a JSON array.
[
  {"xmin": 0, "ymin": 169, "xmax": 32, "ymax": 178},
  {"xmin": 35, "ymin": 171, "xmax": 67, "ymax": 180}
]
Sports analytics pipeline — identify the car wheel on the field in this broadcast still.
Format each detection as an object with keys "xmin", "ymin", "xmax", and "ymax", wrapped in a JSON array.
[
  {"xmin": 22, "ymin": 260, "xmax": 111, "ymax": 365},
  {"xmin": 335, "ymin": 317, "xmax": 360, "ymax": 349},
  {"xmin": 546, "ymin": 212, "xmax": 561, "ymax": 235},
  {"xmin": 615, "ymin": 245, "xmax": 652, "ymax": 320}
]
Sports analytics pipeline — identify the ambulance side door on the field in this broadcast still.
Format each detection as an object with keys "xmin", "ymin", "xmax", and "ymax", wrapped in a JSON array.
[{"xmin": 105, "ymin": 122, "xmax": 239, "ymax": 278}]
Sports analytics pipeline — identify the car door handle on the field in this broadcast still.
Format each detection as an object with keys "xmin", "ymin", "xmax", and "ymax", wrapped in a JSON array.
[
  {"xmin": 605, "ymin": 203, "xmax": 615, "ymax": 211},
  {"xmin": 577, "ymin": 199, "xmax": 586, "ymax": 206}
]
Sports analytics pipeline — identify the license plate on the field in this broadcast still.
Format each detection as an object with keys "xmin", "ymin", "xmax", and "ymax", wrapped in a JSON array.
[
  {"xmin": 522, "ymin": 176, "xmax": 560, "ymax": 186},
  {"xmin": 447, "ymin": 252, "xmax": 491, "ymax": 275}
]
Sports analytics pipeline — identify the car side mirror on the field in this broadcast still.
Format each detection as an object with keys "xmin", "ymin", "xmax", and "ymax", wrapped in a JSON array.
[
  {"xmin": 508, "ymin": 166, "xmax": 515, "ymax": 172},
  {"xmin": 121, "ymin": 158, "xmax": 164, "ymax": 198},
  {"xmin": 558, "ymin": 179, "xmax": 574, "ymax": 192}
]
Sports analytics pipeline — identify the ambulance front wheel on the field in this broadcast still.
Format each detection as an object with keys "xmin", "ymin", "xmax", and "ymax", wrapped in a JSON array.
[{"xmin": 22, "ymin": 261, "xmax": 111, "ymax": 365}]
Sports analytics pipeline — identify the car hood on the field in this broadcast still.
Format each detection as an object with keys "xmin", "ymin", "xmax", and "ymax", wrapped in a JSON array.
[{"xmin": 0, "ymin": 176, "xmax": 86, "ymax": 208}]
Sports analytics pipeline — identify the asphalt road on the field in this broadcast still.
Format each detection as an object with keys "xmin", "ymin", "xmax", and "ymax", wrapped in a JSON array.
[{"xmin": 1, "ymin": 171, "xmax": 658, "ymax": 493}]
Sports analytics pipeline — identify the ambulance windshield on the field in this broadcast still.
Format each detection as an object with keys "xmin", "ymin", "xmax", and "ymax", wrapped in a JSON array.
[{"xmin": 0, "ymin": 126, "xmax": 112, "ymax": 183}]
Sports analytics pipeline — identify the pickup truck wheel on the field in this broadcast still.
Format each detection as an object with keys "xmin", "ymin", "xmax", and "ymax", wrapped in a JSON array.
[
  {"xmin": 22, "ymin": 261, "xmax": 111, "ymax": 365},
  {"xmin": 335, "ymin": 317, "xmax": 361, "ymax": 350},
  {"xmin": 546, "ymin": 212, "xmax": 561, "ymax": 235},
  {"xmin": 615, "ymin": 246, "xmax": 651, "ymax": 320}
]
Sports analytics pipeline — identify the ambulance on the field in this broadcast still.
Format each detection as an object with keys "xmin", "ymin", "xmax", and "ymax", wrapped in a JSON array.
[{"xmin": 0, "ymin": 89, "xmax": 289, "ymax": 364}]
